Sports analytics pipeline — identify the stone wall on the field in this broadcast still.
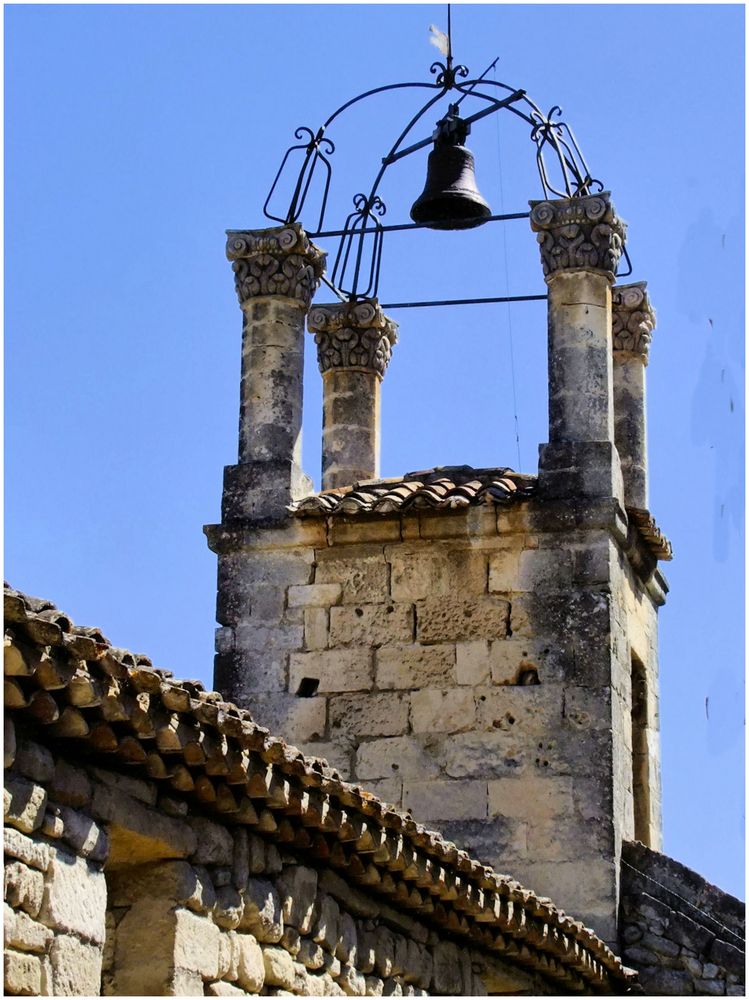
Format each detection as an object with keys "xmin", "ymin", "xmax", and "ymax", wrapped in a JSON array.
[
  {"xmin": 4, "ymin": 732, "xmax": 107, "ymax": 996},
  {"xmin": 620, "ymin": 841, "xmax": 745, "ymax": 996},
  {"xmin": 4, "ymin": 722, "xmax": 545, "ymax": 996},
  {"xmin": 210, "ymin": 492, "xmax": 665, "ymax": 944}
]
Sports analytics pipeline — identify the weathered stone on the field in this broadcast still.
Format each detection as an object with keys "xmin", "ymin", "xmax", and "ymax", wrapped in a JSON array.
[
  {"xmin": 49, "ymin": 758, "xmax": 92, "ymax": 808},
  {"xmin": 640, "ymin": 930, "xmax": 680, "ymax": 958},
  {"xmin": 88, "ymin": 766, "xmax": 157, "ymax": 806},
  {"xmin": 3, "ymin": 828, "xmax": 51, "ymax": 871},
  {"xmin": 4, "ymin": 775, "xmax": 47, "ymax": 834},
  {"xmin": 263, "ymin": 946, "xmax": 297, "ymax": 989},
  {"xmin": 298, "ymin": 936, "xmax": 326, "ymax": 970},
  {"xmin": 4, "ymin": 949, "xmax": 43, "ymax": 996},
  {"xmin": 403, "ymin": 780, "xmax": 487, "ymax": 823},
  {"xmin": 318, "ymin": 870, "xmax": 380, "ymax": 920},
  {"xmin": 236, "ymin": 933, "xmax": 265, "ymax": 992},
  {"xmin": 215, "ymin": 885, "xmax": 244, "ymax": 929},
  {"xmin": 57, "ymin": 804, "xmax": 109, "ymax": 862},
  {"xmin": 13, "ymin": 740, "xmax": 55, "ymax": 784},
  {"xmin": 487, "ymin": 775, "xmax": 574, "ymax": 821},
  {"xmin": 355, "ymin": 737, "xmax": 441, "ymax": 781},
  {"xmin": 315, "ymin": 553, "xmax": 390, "ymax": 604},
  {"xmin": 289, "ymin": 583, "xmax": 343, "ymax": 607},
  {"xmin": 171, "ymin": 968, "xmax": 204, "ymax": 995},
  {"xmin": 432, "ymin": 941, "xmax": 463, "ymax": 994},
  {"xmin": 303, "ymin": 607, "xmax": 329, "ymax": 650},
  {"xmin": 217, "ymin": 930, "xmax": 240, "ymax": 981},
  {"xmin": 416, "ymin": 598, "xmax": 510, "ymax": 643},
  {"xmin": 39, "ymin": 847, "xmax": 107, "ymax": 944},
  {"xmin": 336, "ymin": 910, "xmax": 358, "ymax": 964},
  {"xmin": 173, "ymin": 908, "xmax": 221, "ymax": 979},
  {"xmin": 188, "ymin": 816, "xmax": 234, "ymax": 865},
  {"xmin": 329, "ymin": 604, "xmax": 413, "ymax": 647},
  {"xmin": 365, "ymin": 974, "xmax": 385, "ymax": 995},
  {"xmin": 410, "ymin": 688, "xmax": 475, "ymax": 734},
  {"xmin": 455, "ymin": 641, "xmax": 491, "ymax": 685},
  {"xmin": 207, "ymin": 982, "xmax": 246, "ymax": 997},
  {"xmin": 49, "ymin": 933, "xmax": 102, "ymax": 995},
  {"xmin": 330, "ymin": 692, "xmax": 410, "ymax": 738},
  {"xmin": 389, "ymin": 548, "xmax": 487, "ymax": 603},
  {"xmin": 4, "ymin": 860, "xmax": 44, "ymax": 917},
  {"xmin": 338, "ymin": 962, "xmax": 367, "ymax": 996},
  {"xmin": 92, "ymin": 783, "xmax": 196, "ymax": 864},
  {"xmin": 290, "ymin": 649, "xmax": 372, "ymax": 694},
  {"xmin": 277, "ymin": 864, "xmax": 318, "ymax": 934},
  {"xmin": 376, "ymin": 644, "xmax": 456, "ymax": 690},
  {"xmin": 312, "ymin": 892, "xmax": 341, "ymax": 952},
  {"xmin": 240, "ymin": 878, "xmax": 284, "ymax": 942},
  {"xmin": 280, "ymin": 925, "xmax": 301, "ymax": 956},
  {"xmin": 4, "ymin": 714, "xmax": 16, "ymax": 769},
  {"xmin": 232, "ymin": 827, "xmax": 249, "ymax": 891},
  {"xmin": 4, "ymin": 902, "xmax": 53, "ymax": 952}
]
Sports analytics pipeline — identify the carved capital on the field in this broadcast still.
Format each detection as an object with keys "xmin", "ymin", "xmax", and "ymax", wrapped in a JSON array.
[
  {"xmin": 529, "ymin": 192, "xmax": 626, "ymax": 282},
  {"xmin": 307, "ymin": 299, "xmax": 398, "ymax": 379},
  {"xmin": 612, "ymin": 282, "xmax": 655, "ymax": 362},
  {"xmin": 226, "ymin": 223, "xmax": 326, "ymax": 308}
]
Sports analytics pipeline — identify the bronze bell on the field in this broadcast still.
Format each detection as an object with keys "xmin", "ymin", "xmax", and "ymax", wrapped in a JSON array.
[{"xmin": 410, "ymin": 105, "xmax": 491, "ymax": 230}]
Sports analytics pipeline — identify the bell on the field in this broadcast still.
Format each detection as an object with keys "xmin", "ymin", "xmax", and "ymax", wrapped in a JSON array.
[{"xmin": 410, "ymin": 106, "xmax": 491, "ymax": 230}]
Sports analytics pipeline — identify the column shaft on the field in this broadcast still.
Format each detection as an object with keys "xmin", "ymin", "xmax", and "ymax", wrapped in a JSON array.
[
  {"xmin": 612, "ymin": 282, "xmax": 655, "ymax": 510},
  {"xmin": 308, "ymin": 299, "xmax": 397, "ymax": 491}
]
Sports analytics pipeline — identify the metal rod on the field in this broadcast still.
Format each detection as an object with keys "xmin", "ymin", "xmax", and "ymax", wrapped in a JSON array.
[
  {"xmin": 379, "ymin": 294, "xmax": 547, "ymax": 309},
  {"xmin": 310, "ymin": 211, "xmax": 530, "ymax": 239}
]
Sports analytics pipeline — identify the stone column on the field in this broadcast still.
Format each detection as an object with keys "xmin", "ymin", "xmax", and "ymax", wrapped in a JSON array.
[
  {"xmin": 307, "ymin": 300, "xmax": 398, "ymax": 490},
  {"xmin": 222, "ymin": 223, "xmax": 326, "ymax": 521},
  {"xmin": 529, "ymin": 193, "xmax": 626, "ymax": 500},
  {"xmin": 612, "ymin": 282, "xmax": 655, "ymax": 510}
]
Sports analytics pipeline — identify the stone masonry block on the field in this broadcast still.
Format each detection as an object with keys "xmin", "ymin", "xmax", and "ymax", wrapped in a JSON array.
[
  {"xmin": 236, "ymin": 934, "xmax": 265, "ymax": 992},
  {"xmin": 489, "ymin": 639, "xmax": 551, "ymax": 685},
  {"xmin": 4, "ymin": 902, "xmax": 53, "ymax": 953},
  {"xmin": 475, "ymin": 685, "xmax": 562, "ymax": 734},
  {"xmin": 4, "ymin": 828, "xmax": 52, "ymax": 871},
  {"xmin": 92, "ymin": 782, "xmax": 197, "ymax": 865},
  {"xmin": 416, "ymin": 598, "xmax": 509, "ymax": 644},
  {"xmin": 248, "ymin": 693, "xmax": 327, "ymax": 743},
  {"xmin": 304, "ymin": 607, "xmax": 329, "ymax": 650},
  {"xmin": 276, "ymin": 865, "xmax": 318, "ymax": 934},
  {"xmin": 288, "ymin": 584, "xmax": 342, "ymax": 608},
  {"xmin": 329, "ymin": 693, "xmax": 410, "ymax": 739},
  {"xmin": 40, "ymin": 848, "xmax": 107, "ymax": 944},
  {"xmin": 4, "ymin": 949, "xmax": 43, "ymax": 996},
  {"xmin": 388, "ymin": 547, "xmax": 487, "ymax": 602},
  {"xmin": 240, "ymin": 879, "xmax": 284, "ymax": 943},
  {"xmin": 434, "ymin": 732, "xmax": 525, "ymax": 779},
  {"xmin": 376, "ymin": 644, "xmax": 455, "ymax": 689},
  {"xmin": 488, "ymin": 775, "xmax": 574, "ymax": 822},
  {"xmin": 4, "ymin": 775, "xmax": 47, "ymax": 834},
  {"xmin": 12, "ymin": 740, "xmax": 55, "ymax": 784},
  {"xmin": 315, "ymin": 552, "xmax": 390, "ymax": 603},
  {"xmin": 49, "ymin": 933, "xmax": 102, "ymax": 996},
  {"xmin": 517, "ymin": 547, "xmax": 574, "ymax": 592},
  {"xmin": 403, "ymin": 780, "xmax": 488, "ymax": 823},
  {"xmin": 455, "ymin": 641, "xmax": 491, "ymax": 685},
  {"xmin": 329, "ymin": 604, "xmax": 413, "ymax": 647},
  {"xmin": 49, "ymin": 758, "xmax": 92, "ymax": 808},
  {"xmin": 355, "ymin": 737, "xmax": 441, "ymax": 781},
  {"xmin": 290, "ymin": 649, "xmax": 372, "ymax": 694},
  {"xmin": 4, "ymin": 860, "xmax": 44, "ymax": 917},
  {"xmin": 173, "ymin": 908, "xmax": 220, "ymax": 980},
  {"xmin": 263, "ymin": 946, "xmax": 297, "ymax": 989},
  {"xmin": 487, "ymin": 546, "xmax": 523, "ymax": 593},
  {"xmin": 410, "ymin": 688, "xmax": 475, "ymax": 734}
]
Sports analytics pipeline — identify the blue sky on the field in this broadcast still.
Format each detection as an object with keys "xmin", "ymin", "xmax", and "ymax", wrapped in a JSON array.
[{"xmin": 5, "ymin": 4, "xmax": 744, "ymax": 897}]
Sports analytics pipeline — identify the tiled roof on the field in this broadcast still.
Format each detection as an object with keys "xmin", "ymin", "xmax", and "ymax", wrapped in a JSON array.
[
  {"xmin": 290, "ymin": 466, "xmax": 535, "ymax": 516},
  {"xmin": 4, "ymin": 584, "xmax": 636, "ymax": 994},
  {"xmin": 289, "ymin": 464, "xmax": 672, "ymax": 563}
]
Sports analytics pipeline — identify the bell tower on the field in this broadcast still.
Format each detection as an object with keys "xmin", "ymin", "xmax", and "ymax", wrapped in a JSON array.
[{"xmin": 205, "ymin": 56, "xmax": 671, "ymax": 951}]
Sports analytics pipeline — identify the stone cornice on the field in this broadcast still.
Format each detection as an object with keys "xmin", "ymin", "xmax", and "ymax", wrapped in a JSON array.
[
  {"xmin": 612, "ymin": 282, "xmax": 655, "ymax": 362},
  {"xmin": 308, "ymin": 299, "xmax": 398, "ymax": 379},
  {"xmin": 529, "ymin": 192, "xmax": 626, "ymax": 282},
  {"xmin": 226, "ymin": 223, "xmax": 326, "ymax": 308}
]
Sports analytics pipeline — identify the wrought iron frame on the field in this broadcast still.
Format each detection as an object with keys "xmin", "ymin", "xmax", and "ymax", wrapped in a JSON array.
[{"xmin": 262, "ymin": 44, "xmax": 631, "ymax": 306}]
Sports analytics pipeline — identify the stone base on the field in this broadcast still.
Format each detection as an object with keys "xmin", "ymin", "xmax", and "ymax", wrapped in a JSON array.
[
  {"xmin": 538, "ymin": 441, "xmax": 624, "ymax": 503},
  {"xmin": 219, "ymin": 462, "xmax": 313, "ymax": 523}
]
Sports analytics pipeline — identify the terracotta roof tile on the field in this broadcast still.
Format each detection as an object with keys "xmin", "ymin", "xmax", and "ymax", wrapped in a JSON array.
[
  {"xmin": 4, "ymin": 583, "xmax": 636, "ymax": 993},
  {"xmin": 290, "ymin": 466, "xmax": 535, "ymax": 516}
]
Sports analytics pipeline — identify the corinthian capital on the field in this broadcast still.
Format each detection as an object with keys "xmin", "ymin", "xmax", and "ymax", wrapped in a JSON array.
[
  {"xmin": 308, "ymin": 299, "xmax": 398, "ymax": 379},
  {"xmin": 226, "ymin": 223, "xmax": 326, "ymax": 308},
  {"xmin": 612, "ymin": 282, "xmax": 655, "ymax": 362},
  {"xmin": 529, "ymin": 192, "xmax": 626, "ymax": 282}
]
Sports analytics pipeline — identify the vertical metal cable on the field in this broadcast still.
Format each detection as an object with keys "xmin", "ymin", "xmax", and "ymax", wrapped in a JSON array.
[{"xmin": 493, "ymin": 65, "xmax": 523, "ymax": 472}]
